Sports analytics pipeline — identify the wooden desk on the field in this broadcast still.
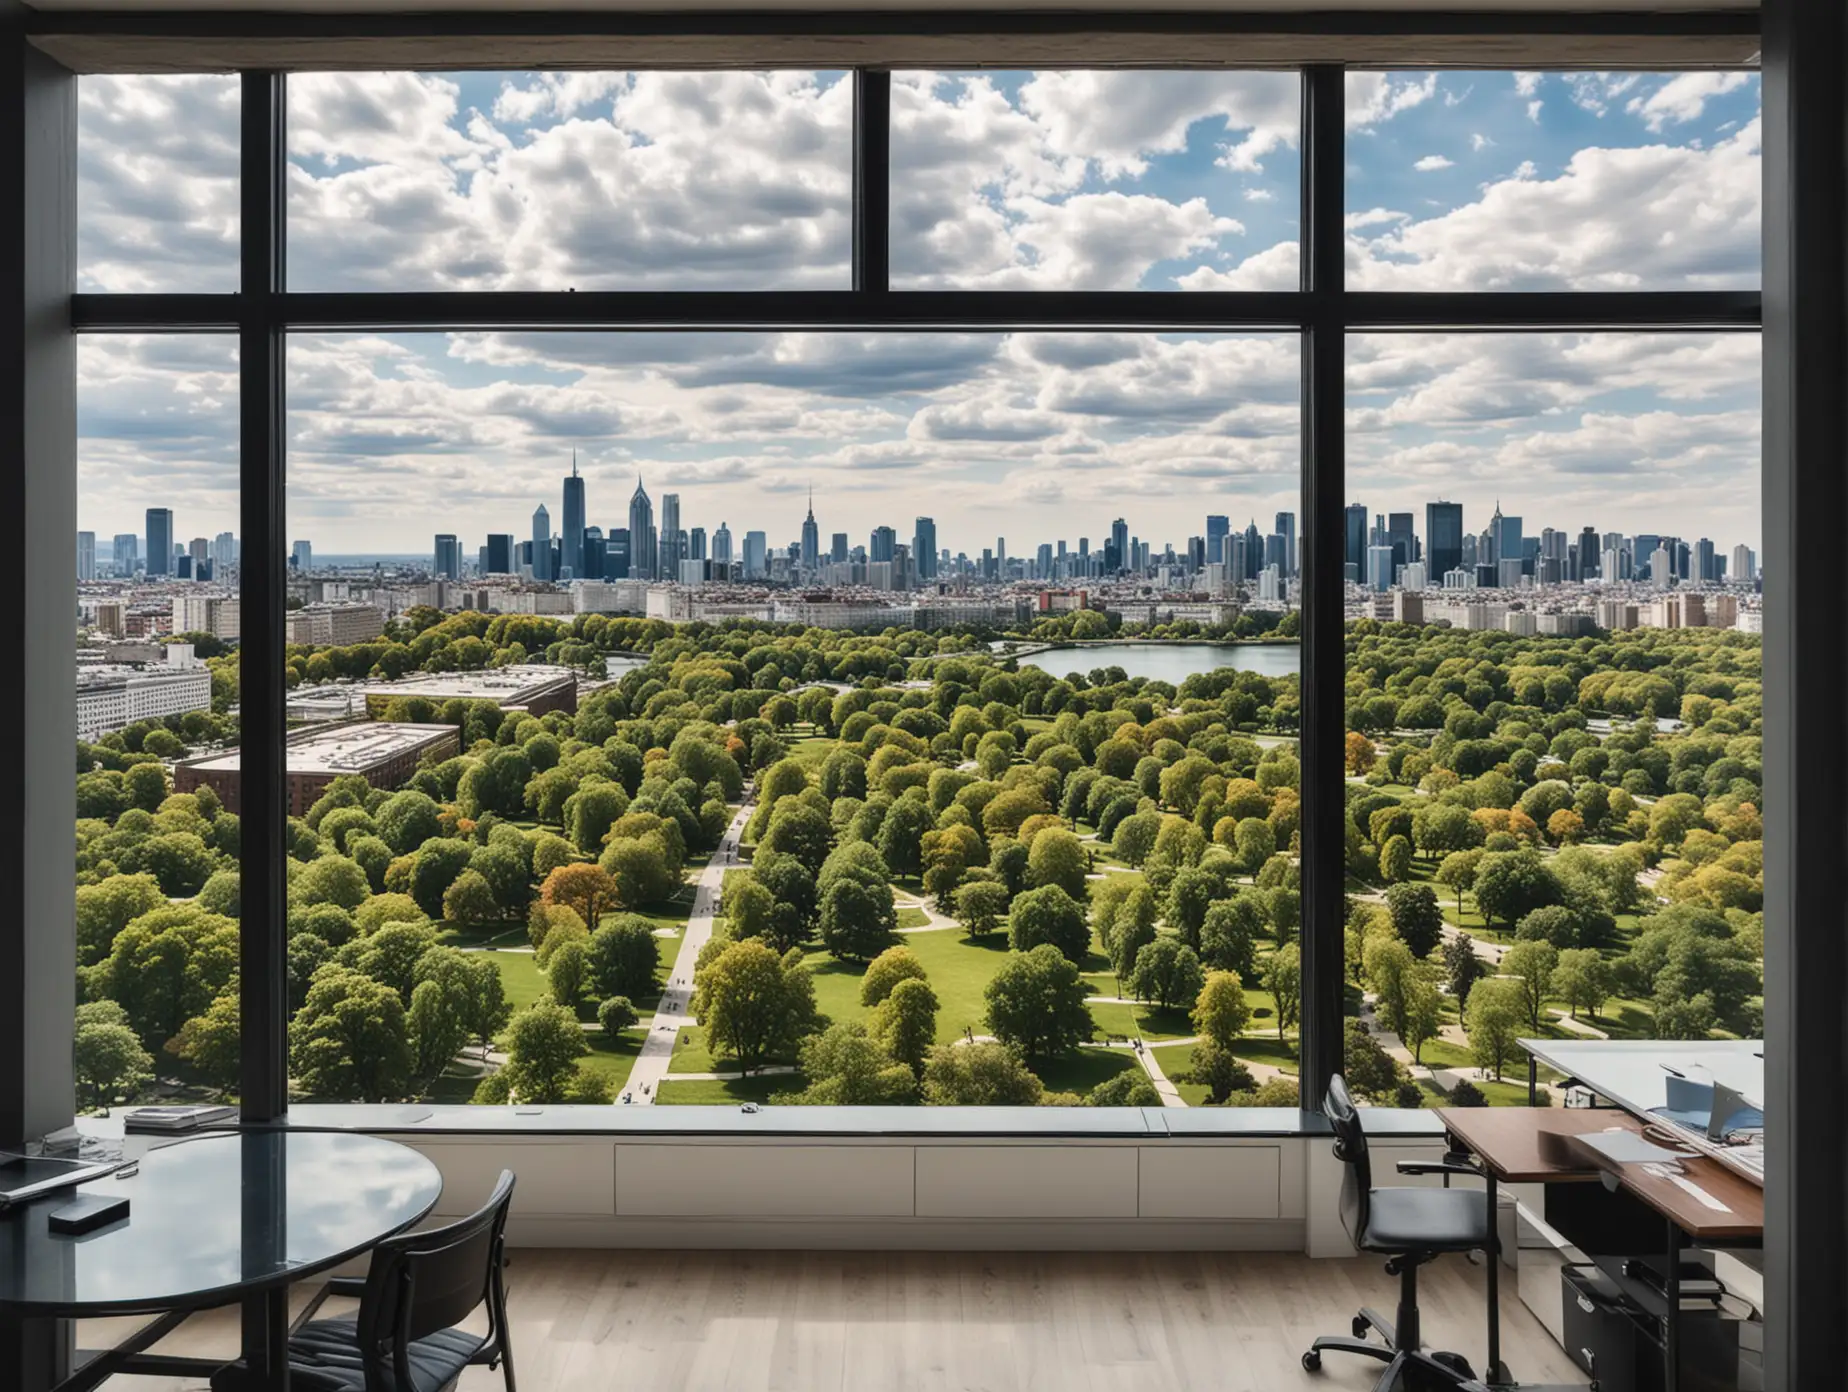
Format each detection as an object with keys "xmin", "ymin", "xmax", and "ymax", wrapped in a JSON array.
[{"xmin": 1439, "ymin": 1108, "xmax": 1764, "ymax": 1242}]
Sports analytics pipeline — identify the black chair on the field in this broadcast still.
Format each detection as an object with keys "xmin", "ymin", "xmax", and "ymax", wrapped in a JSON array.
[
  {"xmin": 213, "ymin": 1170, "xmax": 517, "ymax": 1392},
  {"xmin": 1302, "ymin": 1076, "xmax": 1492, "ymax": 1389}
]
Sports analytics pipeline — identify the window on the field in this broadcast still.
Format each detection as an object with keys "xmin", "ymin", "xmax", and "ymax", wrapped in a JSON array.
[
  {"xmin": 63, "ymin": 63, "xmax": 1761, "ymax": 1122},
  {"xmin": 75, "ymin": 334, "xmax": 241, "ymax": 1111},
  {"xmin": 891, "ymin": 71, "xmax": 1299, "ymax": 290},
  {"xmin": 286, "ymin": 71, "xmax": 853, "ymax": 291},
  {"xmin": 1342, "ymin": 332, "xmax": 1762, "ymax": 1107}
]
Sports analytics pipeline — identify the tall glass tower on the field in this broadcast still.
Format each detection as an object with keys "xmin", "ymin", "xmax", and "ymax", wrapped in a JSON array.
[
  {"xmin": 800, "ymin": 489, "xmax": 820, "ymax": 572},
  {"xmin": 660, "ymin": 493, "xmax": 681, "ymax": 576},
  {"xmin": 531, "ymin": 505, "xmax": 552, "ymax": 581},
  {"xmin": 913, "ymin": 516, "xmax": 937, "ymax": 580},
  {"xmin": 1425, "ymin": 501, "xmax": 1464, "ymax": 583},
  {"xmin": 145, "ymin": 507, "xmax": 173, "ymax": 577},
  {"xmin": 561, "ymin": 451, "xmax": 585, "ymax": 579},
  {"xmin": 628, "ymin": 476, "xmax": 655, "ymax": 579}
]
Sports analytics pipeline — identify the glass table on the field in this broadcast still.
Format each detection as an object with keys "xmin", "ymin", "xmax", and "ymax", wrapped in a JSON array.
[{"xmin": 0, "ymin": 1130, "xmax": 442, "ymax": 1391}]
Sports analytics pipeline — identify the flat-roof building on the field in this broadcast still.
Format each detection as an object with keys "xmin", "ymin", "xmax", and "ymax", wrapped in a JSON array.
[
  {"xmin": 286, "ymin": 602, "xmax": 385, "ymax": 647},
  {"xmin": 356, "ymin": 663, "xmax": 577, "ymax": 719},
  {"xmin": 76, "ymin": 662, "xmax": 214, "ymax": 741},
  {"xmin": 175, "ymin": 721, "xmax": 459, "ymax": 817}
]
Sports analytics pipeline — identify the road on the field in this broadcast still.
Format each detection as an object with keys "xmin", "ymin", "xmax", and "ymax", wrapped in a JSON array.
[{"xmin": 623, "ymin": 798, "xmax": 753, "ymax": 1106}]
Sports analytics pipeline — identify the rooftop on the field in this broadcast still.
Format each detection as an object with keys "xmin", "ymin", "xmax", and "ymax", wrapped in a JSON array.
[
  {"xmin": 184, "ymin": 721, "xmax": 456, "ymax": 775},
  {"xmin": 357, "ymin": 663, "xmax": 576, "ymax": 702}
]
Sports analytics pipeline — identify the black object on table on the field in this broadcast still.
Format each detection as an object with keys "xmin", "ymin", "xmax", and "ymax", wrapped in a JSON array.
[{"xmin": 0, "ymin": 1130, "xmax": 442, "ymax": 1392}]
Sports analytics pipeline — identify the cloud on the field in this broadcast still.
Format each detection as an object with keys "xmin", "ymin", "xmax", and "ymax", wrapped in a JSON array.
[
  {"xmin": 1626, "ymin": 72, "xmax": 1752, "ymax": 132},
  {"xmin": 1347, "ymin": 73, "xmax": 1439, "ymax": 129},
  {"xmin": 1413, "ymin": 155, "xmax": 1454, "ymax": 172}
]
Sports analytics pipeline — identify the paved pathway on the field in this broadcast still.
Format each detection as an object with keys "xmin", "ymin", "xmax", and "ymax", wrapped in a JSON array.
[
  {"xmin": 624, "ymin": 799, "xmax": 753, "ymax": 1106},
  {"xmin": 1130, "ymin": 1039, "xmax": 1186, "ymax": 1107}
]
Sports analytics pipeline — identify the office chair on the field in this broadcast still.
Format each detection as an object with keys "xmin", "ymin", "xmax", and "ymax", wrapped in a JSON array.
[
  {"xmin": 1302, "ymin": 1076, "xmax": 1492, "ymax": 1389},
  {"xmin": 213, "ymin": 1170, "xmax": 518, "ymax": 1392}
]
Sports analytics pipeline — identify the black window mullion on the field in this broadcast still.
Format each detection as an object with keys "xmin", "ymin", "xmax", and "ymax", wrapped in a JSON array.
[
  {"xmin": 853, "ymin": 69, "xmax": 890, "ymax": 295},
  {"xmin": 1298, "ymin": 63, "xmax": 1347, "ymax": 1117},
  {"xmin": 239, "ymin": 69, "xmax": 289, "ymax": 1124}
]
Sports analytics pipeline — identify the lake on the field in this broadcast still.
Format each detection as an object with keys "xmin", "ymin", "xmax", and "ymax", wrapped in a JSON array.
[{"xmin": 1017, "ymin": 642, "xmax": 1300, "ymax": 684}]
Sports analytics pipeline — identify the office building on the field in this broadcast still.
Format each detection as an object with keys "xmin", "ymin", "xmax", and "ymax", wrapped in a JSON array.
[
  {"xmin": 1696, "ymin": 537, "xmax": 1718, "ymax": 582},
  {"xmin": 1651, "ymin": 545, "xmax": 1675, "ymax": 588},
  {"xmin": 800, "ymin": 490, "xmax": 819, "ymax": 572},
  {"xmin": 529, "ymin": 505, "xmax": 552, "ymax": 582},
  {"xmin": 711, "ymin": 522, "xmax": 733, "ymax": 569},
  {"xmin": 286, "ymin": 603, "xmax": 386, "ymax": 646},
  {"xmin": 561, "ymin": 453, "xmax": 585, "ymax": 580},
  {"xmin": 145, "ymin": 507, "xmax": 173, "ymax": 577},
  {"xmin": 659, "ymin": 493, "xmax": 681, "ymax": 576},
  {"xmin": 1206, "ymin": 514, "xmax": 1230, "ymax": 565},
  {"xmin": 76, "ymin": 657, "xmax": 213, "ymax": 741},
  {"xmin": 580, "ymin": 527, "xmax": 606, "ymax": 581},
  {"xmin": 913, "ymin": 517, "xmax": 937, "ymax": 580},
  {"xmin": 1732, "ymin": 544, "xmax": 1757, "ymax": 583},
  {"xmin": 1109, "ymin": 518, "xmax": 1129, "ymax": 574},
  {"xmin": 831, "ymin": 532, "xmax": 849, "ymax": 564},
  {"xmin": 484, "ymin": 533, "xmax": 513, "ymax": 574},
  {"xmin": 289, "ymin": 539, "xmax": 312, "ymax": 571},
  {"xmin": 1386, "ymin": 513, "xmax": 1415, "ymax": 571},
  {"xmin": 627, "ymin": 476, "xmax": 656, "ymax": 580},
  {"xmin": 211, "ymin": 530, "xmax": 236, "ymax": 574},
  {"xmin": 1274, "ymin": 511, "xmax": 1297, "ymax": 577},
  {"xmin": 177, "ymin": 721, "xmax": 461, "ymax": 818},
  {"xmin": 743, "ymin": 530, "xmax": 768, "ymax": 579},
  {"xmin": 434, "ymin": 533, "xmax": 460, "ymax": 580},
  {"xmin": 76, "ymin": 531, "xmax": 94, "ymax": 581},
  {"xmin": 871, "ymin": 526, "xmax": 896, "ymax": 564},
  {"xmin": 1344, "ymin": 504, "xmax": 1368, "ymax": 582},
  {"xmin": 171, "ymin": 592, "xmax": 240, "ymax": 640},
  {"xmin": 1424, "ymin": 502, "xmax": 1463, "ymax": 584},
  {"xmin": 111, "ymin": 533, "xmax": 137, "ymax": 576},
  {"xmin": 1366, "ymin": 544, "xmax": 1394, "ymax": 593},
  {"xmin": 688, "ymin": 526, "xmax": 706, "ymax": 562},
  {"xmin": 356, "ymin": 664, "xmax": 577, "ymax": 719}
]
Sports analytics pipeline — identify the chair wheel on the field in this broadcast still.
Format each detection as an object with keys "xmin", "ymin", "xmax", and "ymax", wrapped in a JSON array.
[
  {"xmin": 1302, "ymin": 1351, "xmax": 1322, "ymax": 1373},
  {"xmin": 1352, "ymin": 1314, "xmax": 1370, "ymax": 1338},
  {"xmin": 1431, "ymin": 1350, "xmax": 1475, "ymax": 1378}
]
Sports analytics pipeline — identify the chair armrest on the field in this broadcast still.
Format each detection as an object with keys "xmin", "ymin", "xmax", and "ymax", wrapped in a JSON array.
[
  {"xmin": 1395, "ymin": 1160, "xmax": 1483, "ymax": 1179},
  {"xmin": 322, "ymin": 1276, "xmax": 368, "ymax": 1298}
]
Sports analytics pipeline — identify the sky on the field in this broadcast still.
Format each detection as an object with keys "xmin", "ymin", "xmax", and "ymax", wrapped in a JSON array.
[{"xmin": 74, "ymin": 69, "xmax": 1762, "ymax": 559}]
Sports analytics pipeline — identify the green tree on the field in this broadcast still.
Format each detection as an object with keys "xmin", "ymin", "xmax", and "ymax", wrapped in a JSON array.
[
  {"xmin": 500, "ymin": 1002, "xmax": 591, "ymax": 1103},
  {"xmin": 1087, "ymin": 1070, "xmax": 1160, "ymax": 1107},
  {"xmin": 442, "ymin": 868, "xmax": 500, "ymax": 925},
  {"xmin": 1112, "ymin": 810, "xmax": 1162, "ymax": 866},
  {"xmin": 1182, "ymin": 1040, "xmax": 1257, "ymax": 1105},
  {"xmin": 1025, "ymin": 827, "xmax": 1088, "ymax": 900},
  {"xmin": 407, "ymin": 978, "xmax": 470, "ymax": 1094},
  {"xmin": 819, "ymin": 874, "xmax": 898, "ymax": 963},
  {"xmin": 692, "ymin": 939, "xmax": 819, "ymax": 1072},
  {"xmin": 860, "ymin": 945, "xmax": 927, "ymax": 1007},
  {"xmin": 1263, "ymin": 942, "xmax": 1302, "ymax": 1038},
  {"xmin": 340, "ymin": 919, "xmax": 441, "ymax": 1006},
  {"xmin": 1378, "ymin": 834, "xmax": 1414, "ymax": 884},
  {"xmin": 165, "ymin": 989, "xmax": 243, "ymax": 1096},
  {"xmin": 548, "ymin": 937, "xmax": 589, "ymax": 1008},
  {"xmin": 921, "ymin": 1041, "xmax": 1044, "ymax": 1105},
  {"xmin": 98, "ymin": 906, "xmax": 240, "ymax": 1050},
  {"xmin": 1435, "ymin": 848, "xmax": 1483, "ymax": 917},
  {"xmin": 73, "ymin": 1000, "xmax": 154, "ymax": 1111},
  {"xmin": 1551, "ymin": 948, "xmax": 1614, "ymax": 1020},
  {"xmin": 409, "ymin": 839, "xmax": 473, "ymax": 919},
  {"xmin": 1384, "ymin": 882, "xmax": 1445, "ymax": 959},
  {"xmin": 1473, "ymin": 848, "xmax": 1560, "ymax": 930},
  {"xmin": 586, "ymin": 915, "xmax": 662, "ymax": 1001},
  {"xmin": 566, "ymin": 781, "xmax": 630, "ymax": 856},
  {"xmin": 599, "ymin": 835, "xmax": 679, "ymax": 908},
  {"xmin": 1464, "ymin": 977, "xmax": 1526, "ymax": 1081},
  {"xmin": 1401, "ymin": 973, "xmax": 1443, "ymax": 1064},
  {"xmin": 1191, "ymin": 970, "xmax": 1251, "ymax": 1050},
  {"xmin": 1006, "ymin": 883, "xmax": 1090, "ymax": 963},
  {"xmin": 1199, "ymin": 897, "xmax": 1262, "ymax": 977},
  {"xmin": 1126, "ymin": 937, "xmax": 1207, "ymax": 1011},
  {"xmin": 954, "ymin": 880, "xmax": 1010, "ymax": 937},
  {"xmin": 1343, "ymin": 1019, "xmax": 1403, "ymax": 1102},
  {"xmin": 1363, "ymin": 937, "xmax": 1418, "ymax": 1039},
  {"xmin": 724, "ymin": 876, "xmax": 777, "ymax": 943},
  {"xmin": 763, "ymin": 802, "xmax": 836, "ymax": 874},
  {"xmin": 355, "ymin": 892, "xmax": 426, "ymax": 935},
  {"xmin": 796, "ymin": 1024, "xmax": 917, "ymax": 1105},
  {"xmin": 874, "ymin": 797, "xmax": 934, "ymax": 878},
  {"xmin": 1444, "ymin": 933, "xmax": 1487, "ymax": 1006},
  {"xmin": 289, "ymin": 966, "xmax": 414, "ymax": 1101},
  {"xmin": 984, "ymin": 944, "xmax": 1093, "ymax": 1058},
  {"xmin": 374, "ymin": 790, "xmax": 443, "ymax": 855},
  {"xmin": 1233, "ymin": 817, "xmax": 1277, "ymax": 874},
  {"xmin": 597, "ymin": 995, "xmax": 639, "ymax": 1039},
  {"xmin": 869, "ymin": 977, "xmax": 939, "ymax": 1076},
  {"xmin": 74, "ymin": 873, "xmax": 166, "ymax": 967},
  {"xmin": 414, "ymin": 946, "xmax": 510, "ymax": 1057},
  {"xmin": 129, "ymin": 832, "xmax": 219, "ymax": 897},
  {"xmin": 1503, "ymin": 939, "xmax": 1560, "ymax": 1030}
]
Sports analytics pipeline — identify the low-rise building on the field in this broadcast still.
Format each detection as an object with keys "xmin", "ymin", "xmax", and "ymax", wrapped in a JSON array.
[
  {"xmin": 175, "ymin": 721, "xmax": 459, "ymax": 816},
  {"xmin": 356, "ymin": 663, "xmax": 577, "ymax": 719},
  {"xmin": 286, "ymin": 602, "xmax": 385, "ymax": 646},
  {"xmin": 172, "ymin": 592, "xmax": 241, "ymax": 640},
  {"xmin": 76, "ymin": 660, "xmax": 214, "ymax": 741}
]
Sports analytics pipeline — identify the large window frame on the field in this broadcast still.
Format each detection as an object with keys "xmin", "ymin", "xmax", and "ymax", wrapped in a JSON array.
[{"xmin": 59, "ymin": 62, "xmax": 1764, "ymax": 1125}]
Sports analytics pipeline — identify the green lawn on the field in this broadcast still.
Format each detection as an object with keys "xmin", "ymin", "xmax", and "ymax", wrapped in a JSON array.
[
  {"xmin": 795, "ymin": 927, "xmax": 1020, "ymax": 1044},
  {"xmin": 438, "ymin": 920, "xmax": 529, "ymax": 949},
  {"xmin": 1028, "ymin": 1047, "xmax": 1142, "ymax": 1098},
  {"xmin": 578, "ymin": 1026, "xmax": 649, "ymax": 1097},
  {"xmin": 1417, "ymin": 1077, "xmax": 1536, "ymax": 1108},
  {"xmin": 656, "ymin": 1074, "xmax": 807, "ymax": 1105},
  {"xmin": 896, "ymin": 906, "xmax": 931, "ymax": 930},
  {"xmin": 479, "ymin": 950, "xmax": 546, "ymax": 1011}
]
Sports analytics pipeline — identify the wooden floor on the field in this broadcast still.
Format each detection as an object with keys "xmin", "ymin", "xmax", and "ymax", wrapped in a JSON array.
[{"xmin": 91, "ymin": 1249, "xmax": 1577, "ymax": 1392}]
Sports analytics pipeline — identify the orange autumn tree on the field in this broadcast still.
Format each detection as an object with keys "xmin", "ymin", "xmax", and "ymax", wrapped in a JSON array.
[{"xmin": 538, "ymin": 862, "xmax": 619, "ymax": 934}]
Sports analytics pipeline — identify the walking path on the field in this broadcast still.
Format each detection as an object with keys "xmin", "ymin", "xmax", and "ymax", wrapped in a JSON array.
[
  {"xmin": 624, "ymin": 799, "xmax": 753, "ymax": 1106},
  {"xmin": 1131, "ymin": 1039, "xmax": 1185, "ymax": 1106}
]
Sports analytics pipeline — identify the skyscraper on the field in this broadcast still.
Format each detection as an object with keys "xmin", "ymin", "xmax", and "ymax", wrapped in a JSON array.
[
  {"xmin": 609, "ymin": 528, "xmax": 631, "ymax": 578},
  {"xmin": 145, "ymin": 508, "xmax": 174, "ymax": 577},
  {"xmin": 689, "ymin": 526, "xmax": 707, "ymax": 561},
  {"xmin": 581, "ymin": 527, "xmax": 606, "ymax": 580},
  {"xmin": 871, "ymin": 526, "xmax": 896, "ymax": 563},
  {"xmin": 659, "ymin": 493, "xmax": 681, "ymax": 577},
  {"xmin": 212, "ymin": 531, "xmax": 236, "ymax": 574},
  {"xmin": 434, "ymin": 534, "xmax": 460, "ymax": 580},
  {"xmin": 290, "ymin": 540, "xmax": 312, "ymax": 571},
  {"xmin": 1492, "ymin": 503, "xmax": 1523, "ymax": 578},
  {"xmin": 561, "ymin": 451, "xmax": 586, "ymax": 580},
  {"xmin": 1110, "ymin": 518, "xmax": 1129, "ymax": 574},
  {"xmin": 485, "ymin": 534, "xmax": 513, "ymax": 574},
  {"xmin": 77, "ymin": 531, "xmax": 95, "ymax": 581},
  {"xmin": 1242, "ymin": 519, "xmax": 1263, "ymax": 579},
  {"xmin": 1386, "ymin": 513, "xmax": 1415, "ymax": 571},
  {"xmin": 743, "ymin": 530, "xmax": 768, "ymax": 579},
  {"xmin": 1732, "ymin": 544, "xmax": 1756, "ymax": 583},
  {"xmin": 1696, "ymin": 537, "xmax": 1717, "ymax": 582},
  {"xmin": 913, "ymin": 517, "xmax": 938, "ymax": 580},
  {"xmin": 1343, "ymin": 504, "xmax": 1368, "ymax": 581},
  {"xmin": 800, "ymin": 490, "xmax": 820, "ymax": 572},
  {"xmin": 712, "ymin": 522, "xmax": 733, "ymax": 568},
  {"xmin": 628, "ymin": 476, "xmax": 656, "ymax": 580},
  {"xmin": 112, "ymin": 533, "xmax": 138, "ymax": 575},
  {"xmin": 1424, "ymin": 501, "xmax": 1464, "ymax": 582},
  {"xmin": 1206, "ymin": 514, "xmax": 1230, "ymax": 565},
  {"xmin": 831, "ymin": 532, "xmax": 849, "ymax": 564},
  {"xmin": 1274, "ymin": 511, "xmax": 1297, "ymax": 577},
  {"xmin": 531, "ymin": 505, "xmax": 552, "ymax": 582}
]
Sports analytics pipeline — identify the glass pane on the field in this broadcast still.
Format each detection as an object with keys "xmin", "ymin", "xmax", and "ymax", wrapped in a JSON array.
[
  {"xmin": 1342, "ymin": 332, "xmax": 1762, "ymax": 1110},
  {"xmin": 78, "ymin": 76, "xmax": 240, "ymax": 292},
  {"xmin": 891, "ymin": 71, "xmax": 1300, "ymax": 290},
  {"xmin": 286, "ymin": 72, "xmax": 852, "ymax": 291},
  {"xmin": 1346, "ymin": 71, "xmax": 1760, "ymax": 290},
  {"xmin": 76, "ymin": 335, "xmax": 241, "ymax": 1114},
  {"xmin": 283, "ymin": 329, "xmax": 1301, "ymax": 1105}
]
